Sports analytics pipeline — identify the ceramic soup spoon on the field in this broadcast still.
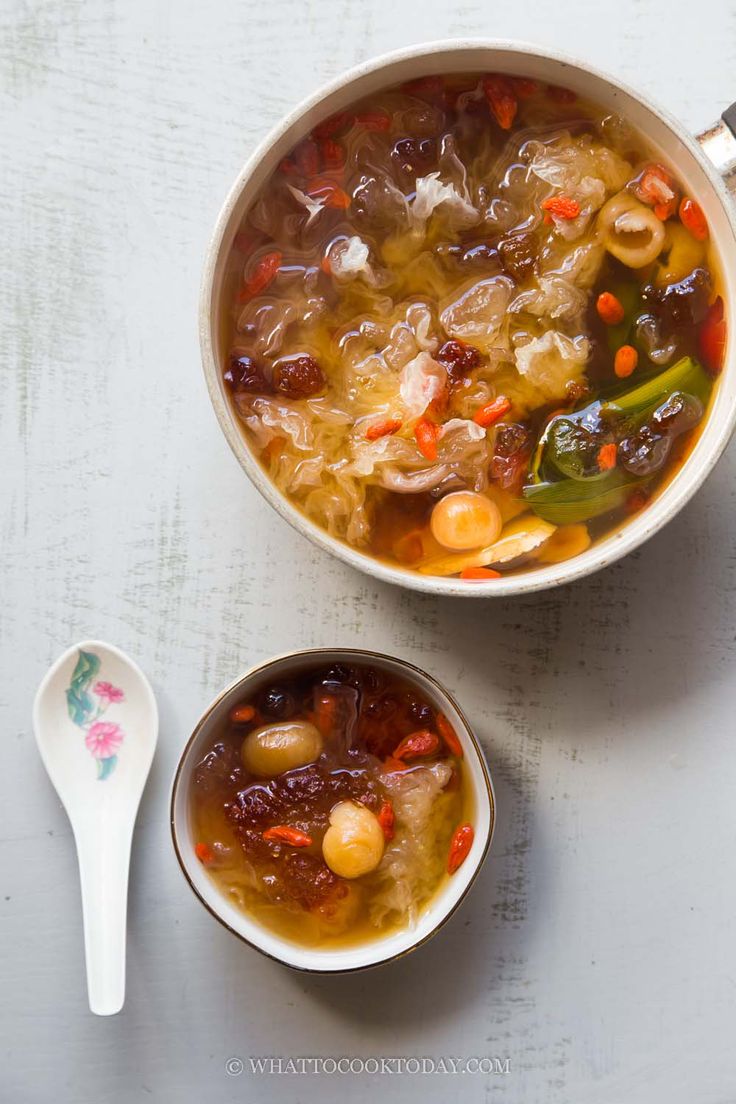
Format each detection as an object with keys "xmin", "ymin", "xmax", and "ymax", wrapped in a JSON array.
[{"xmin": 33, "ymin": 640, "xmax": 158, "ymax": 1015}]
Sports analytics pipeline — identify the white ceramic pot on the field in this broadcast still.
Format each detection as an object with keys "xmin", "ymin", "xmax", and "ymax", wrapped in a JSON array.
[
  {"xmin": 170, "ymin": 648, "xmax": 494, "ymax": 971},
  {"xmin": 200, "ymin": 40, "xmax": 736, "ymax": 597}
]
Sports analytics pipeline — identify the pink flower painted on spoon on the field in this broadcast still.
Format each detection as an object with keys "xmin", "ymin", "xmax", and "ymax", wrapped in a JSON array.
[
  {"xmin": 94, "ymin": 681, "xmax": 125, "ymax": 704},
  {"xmin": 85, "ymin": 721, "xmax": 124, "ymax": 759},
  {"xmin": 66, "ymin": 651, "xmax": 127, "ymax": 779}
]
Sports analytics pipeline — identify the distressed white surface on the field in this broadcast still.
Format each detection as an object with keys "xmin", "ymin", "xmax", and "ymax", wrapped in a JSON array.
[{"xmin": 2, "ymin": 2, "xmax": 736, "ymax": 1101}]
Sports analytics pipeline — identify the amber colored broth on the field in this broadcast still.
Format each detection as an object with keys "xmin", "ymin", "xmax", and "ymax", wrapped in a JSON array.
[
  {"xmin": 221, "ymin": 72, "xmax": 723, "ymax": 577},
  {"xmin": 189, "ymin": 663, "xmax": 473, "ymax": 949}
]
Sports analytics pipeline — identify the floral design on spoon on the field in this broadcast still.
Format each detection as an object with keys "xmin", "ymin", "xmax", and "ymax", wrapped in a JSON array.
[{"xmin": 66, "ymin": 650, "xmax": 125, "ymax": 780}]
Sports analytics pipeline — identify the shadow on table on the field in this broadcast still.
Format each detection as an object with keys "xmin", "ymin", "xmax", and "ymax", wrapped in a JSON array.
[
  {"xmin": 419, "ymin": 476, "xmax": 736, "ymax": 741},
  {"xmin": 179, "ymin": 467, "xmax": 736, "ymax": 1039},
  {"xmin": 277, "ymin": 480, "xmax": 736, "ymax": 1029},
  {"xmin": 284, "ymin": 737, "xmax": 538, "ymax": 1033}
]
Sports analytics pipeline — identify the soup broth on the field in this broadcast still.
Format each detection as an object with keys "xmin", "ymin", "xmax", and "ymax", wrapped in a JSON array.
[
  {"xmin": 190, "ymin": 662, "xmax": 473, "ymax": 948},
  {"xmin": 222, "ymin": 73, "xmax": 727, "ymax": 580}
]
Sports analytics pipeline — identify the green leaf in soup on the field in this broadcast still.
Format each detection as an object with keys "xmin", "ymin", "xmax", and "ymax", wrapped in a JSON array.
[
  {"xmin": 532, "ymin": 357, "xmax": 708, "ymax": 486},
  {"xmin": 605, "ymin": 357, "xmax": 710, "ymax": 416},
  {"xmin": 66, "ymin": 649, "xmax": 100, "ymax": 725},
  {"xmin": 540, "ymin": 407, "xmax": 607, "ymax": 481},
  {"xmin": 523, "ymin": 471, "xmax": 641, "ymax": 524},
  {"xmin": 605, "ymin": 282, "xmax": 641, "ymax": 353}
]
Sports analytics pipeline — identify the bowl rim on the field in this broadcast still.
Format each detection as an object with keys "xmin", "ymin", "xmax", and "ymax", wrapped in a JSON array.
[
  {"xmin": 199, "ymin": 37, "xmax": 736, "ymax": 596},
  {"xmin": 169, "ymin": 646, "xmax": 496, "ymax": 972}
]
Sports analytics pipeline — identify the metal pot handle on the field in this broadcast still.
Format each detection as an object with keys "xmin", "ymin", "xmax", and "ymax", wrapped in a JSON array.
[{"xmin": 697, "ymin": 104, "xmax": 736, "ymax": 195}]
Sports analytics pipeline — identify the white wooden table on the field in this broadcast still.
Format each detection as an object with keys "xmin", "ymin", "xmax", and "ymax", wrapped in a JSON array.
[{"xmin": 3, "ymin": 3, "xmax": 736, "ymax": 1101}]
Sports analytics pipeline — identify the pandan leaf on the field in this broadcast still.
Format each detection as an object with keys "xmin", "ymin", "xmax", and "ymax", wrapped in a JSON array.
[
  {"xmin": 97, "ymin": 755, "xmax": 117, "ymax": 781},
  {"xmin": 606, "ymin": 357, "xmax": 710, "ymax": 416},
  {"xmin": 66, "ymin": 649, "xmax": 101, "ymax": 726},
  {"xmin": 606, "ymin": 282, "xmax": 641, "ymax": 354},
  {"xmin": 540, "ymin": 412, "xmax": 605, "ymax": 481},
  {"xmin": 527, "ymin": 357, "xmax": 710, "ymax": 522},
  {"xmin": 523, "ymin": 472, "xmax": 641, "ymax": 524}
]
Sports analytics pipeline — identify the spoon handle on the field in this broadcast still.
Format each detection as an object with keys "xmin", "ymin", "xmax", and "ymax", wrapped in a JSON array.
[{"xmin": 73, "ymin": 817, "xmax": 133, "ymax": 1015}]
